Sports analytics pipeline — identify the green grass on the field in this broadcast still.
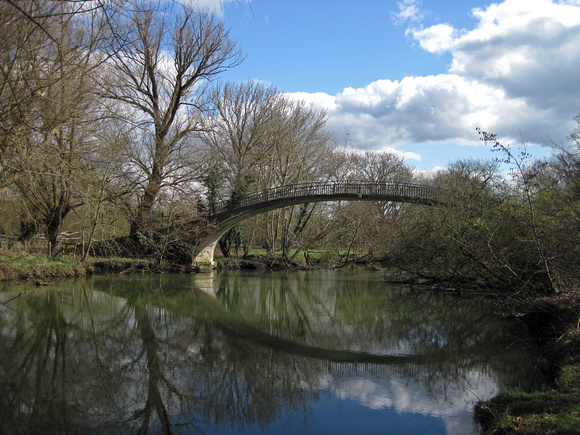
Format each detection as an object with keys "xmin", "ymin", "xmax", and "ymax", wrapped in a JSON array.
[
  {"xmin": 13, "ymin": 255, "xmax": 78, "ymax": 267},
  {"xmin": 0, "ymin": 251, "xmax": 89, "ymax": 282},
  {"xmin": 214, "ymin": 248, "xmax": 357, "ymax": 270},
  {"xmin": 476, "ymin": 364, "xmax": 580, "ymax": 434},
  {"xmin": 238, "ymin": 248, "xmax": 351, "ymax": 261},
  {"xmin": 0, "ymin": 251, "xmax": 157, "ymax": 282}
]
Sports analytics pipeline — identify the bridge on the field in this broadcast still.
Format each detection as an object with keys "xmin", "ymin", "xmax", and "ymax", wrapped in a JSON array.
[{"xmin": 192, "ymin": 180, "xmax": 441, "ymax": 270}]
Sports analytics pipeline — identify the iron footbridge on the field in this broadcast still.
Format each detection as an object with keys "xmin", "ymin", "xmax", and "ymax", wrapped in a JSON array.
[{"xmin": 192, "ymin": 181, "xmax": 441, "ymax": 270}]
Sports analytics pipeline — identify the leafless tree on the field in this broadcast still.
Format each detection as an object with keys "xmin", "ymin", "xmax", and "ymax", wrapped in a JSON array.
[
  {"xmin": 102, "ymin": 1, "xmax": 242, "ymax": 235},
  {"xmin": 0, "ymin": 0, "xmax": 110, "ymax": 193},
  {"xmin": 261, "ymin": 98, "xmax": 332, "ymax": 258},
  {"xmin": 200, "ymin": 82, "xmax": 333, "ymax": 257},
  {"xmin": 12, "ymin": 4, "xmax": 112, "ymax": 256},
  {"xmin": 201, "ymin": 80, "xmax": 280, "ymax": 198}
]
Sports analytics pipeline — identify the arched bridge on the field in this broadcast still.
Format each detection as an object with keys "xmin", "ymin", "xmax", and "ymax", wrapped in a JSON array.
[{"xmin": 193, "ymin": 180, "xmax": 441, "ymax": 270}]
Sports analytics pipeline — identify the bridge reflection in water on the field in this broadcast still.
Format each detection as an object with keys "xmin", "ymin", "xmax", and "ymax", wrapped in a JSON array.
[
  {"xmin": 0, "ymin": 271, "xmax": 544, "ymax": 434},
  {"xmin": 193, "ymin": 181, "xmax": 441, "ymax": 270}
]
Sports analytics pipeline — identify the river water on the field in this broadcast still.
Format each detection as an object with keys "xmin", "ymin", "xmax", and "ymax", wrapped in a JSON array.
[{"xmin": 0, "ymin": 270, "xmax": 543, "ymax": 434}]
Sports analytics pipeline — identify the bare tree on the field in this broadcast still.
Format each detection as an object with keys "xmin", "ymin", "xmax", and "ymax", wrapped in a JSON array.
[
  {"xmin": 0, "ymin": 0, "xmax": 110, "ymax": 193},
  {"xmin": 263, "ymin": 98, "xmax": 332, "ymax": 258},
  {"xmin": 0, "ymin": 1, "xmax": 63, "ymax": 191},
  {"xmin": 478, "ymin": 129, "xmax": 559, "ymax": 295},
  {"xmin": 13, "ymin": 5, "xmax": 111, "ymax": 256},
  {"xmin": 351, "ymin": 150, "xmax": 414, "ymax": 217},
  {"xmin": 200, "ymin": 81, "xmax": 282, "ymax": 257},
  {"xmin": 103, "ymin": 1, "xmax": 242, "ymax": 235},
  {"xmin": 201, "ymin": 80, "xmax": 280, "ymax": 199},
  {"xmin": 201, "ymin": 82, "xmax": 334, "ymax": 258}
]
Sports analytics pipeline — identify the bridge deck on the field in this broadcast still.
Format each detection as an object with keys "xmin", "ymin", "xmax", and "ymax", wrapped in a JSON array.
[
  {"xmin": 192, "ymin": 181, "xmax": 441, "ymax": 270},
  {"xmin": 210, "ymin": 181, "xmax": 440, "ymax": 219}
]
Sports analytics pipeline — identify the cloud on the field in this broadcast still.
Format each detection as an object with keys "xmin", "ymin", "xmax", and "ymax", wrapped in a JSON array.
[
  {"xmin": 333, "ymin": 145, "xmax": 422, "ymax": 162},
  {"xmin": 180, "ymin": 0, "xmax": 246, "ymax": 15},
  {"xmin": 298, "ymin": 74, "xmax": 520, "ymax": 150},
  {"xmin": 392, "ymin": 0, "xmax": 424, "ymax": 25},
  {"xmin": 295, "ymin": 0, "xmax": 580, "ymax": 153},
  {"xmin": 408, "ymin": 24, "xmax": 457, "ymax": 54}
]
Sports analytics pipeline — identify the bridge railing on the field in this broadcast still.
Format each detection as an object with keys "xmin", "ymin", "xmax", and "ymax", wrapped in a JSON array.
[{"xmin": 210, "ymin": 181, "xmax": 439, "ymax": 216}]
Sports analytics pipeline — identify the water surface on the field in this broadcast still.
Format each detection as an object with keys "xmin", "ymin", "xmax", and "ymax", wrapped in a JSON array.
[{"xmin": 0, "ymin": 270, "xmax": 542, "ymax": 434}]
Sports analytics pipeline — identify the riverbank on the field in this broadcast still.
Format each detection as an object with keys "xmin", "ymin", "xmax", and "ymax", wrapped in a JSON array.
[
  {"xmin": 0, "ymin": 251, "xmax": 187, "ymax": 285},
  {"xmin": 0, "ymin": 249, "xmax": 350, "ymax": 284},
  {"xmin": 475, "ymin": 294, "xmax": 580, "ymax": 434}
]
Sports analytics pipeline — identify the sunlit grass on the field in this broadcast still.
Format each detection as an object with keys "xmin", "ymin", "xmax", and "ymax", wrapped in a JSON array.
[
  {"xmin": 0, "ymin": 250, "xmax": 87, "ymax": 282},
  {"xmin": 477, "ymin": 364, "xmax": 580, "ymax": 434},
  {"xmin": 237, "ymin": 248, "xmax": 351, "ymax": 260}
]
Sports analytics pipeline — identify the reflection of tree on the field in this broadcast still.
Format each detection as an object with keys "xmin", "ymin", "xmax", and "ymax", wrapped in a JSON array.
[
  {"xmin": 0, "ymin": 289, "xmax": 100, "ymax": 432},
  {"xmin": 90, "ymin": 275, "xmax": 322, "ymax": 431},
  {"xmin": 207, "ymin": 271, "xmax": 541, "ymax": 400},
  {"xmin": 0, "ymin": 272, "xmax": 543, "ymax": 433},
  {"xmin": 192, "ymin": 336, "xmax": 317, "ymax": 430},
  {"xmin": 0, "ymin": 291, "xmax": 69, "ymax": 432},
  {"xmin": 133, "ymin": 302, "xmax": 180, "ymax": 434},
  {"xmin": 212, "ymin": 271, "xmax": 502, "ymax": 358}
]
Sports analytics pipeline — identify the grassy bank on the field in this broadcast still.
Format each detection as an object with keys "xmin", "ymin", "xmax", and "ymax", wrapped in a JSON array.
[
  {"xmin": 475, "ymin": 294, "xmax": 580, "ymax": 434},
  {"xmin": 0, "ymin": 251, "xmax": 89, "ymax": 283},
  {"xmin": 0, "ymin": 248, "xmax": 347, "ymax": 283},
  {"xmin": 476, "ymin": 364, "xmax": 580, "ymax": 434},
  {"xmin": 214, "ymin": 248, "xmax": 373, "ymax": 271},
  {"xmin": 0, "ymin": 251, "xmax": 176, "ymax": 284}
]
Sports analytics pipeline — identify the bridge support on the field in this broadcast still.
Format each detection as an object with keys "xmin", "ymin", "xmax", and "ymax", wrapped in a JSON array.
[{"xmin": 192, "ymin": 241, "xmax": 218, "ymax": 272}]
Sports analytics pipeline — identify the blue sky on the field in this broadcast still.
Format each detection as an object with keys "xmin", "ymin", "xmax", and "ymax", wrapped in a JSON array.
[
  {"xmin": 220, "ymin": 0, "xmax": 478, "ymax": 93},
  {"xmin": 191, "ymin": 0, "xmax": 580, "ymax": 172}
]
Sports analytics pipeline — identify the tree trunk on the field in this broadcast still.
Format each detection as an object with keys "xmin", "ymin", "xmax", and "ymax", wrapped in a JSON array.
[
  {"xmin": 130, "ymin": 160, "xmax": 164, "ymax": 236},
  {"xmin": 45, "ymin": 209, "xmax": 66, "ymax": 257}
]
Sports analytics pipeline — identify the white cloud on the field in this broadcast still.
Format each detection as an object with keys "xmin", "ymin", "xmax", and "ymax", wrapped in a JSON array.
[
  {"xmin": 408, "ymin": 24, "xmax": 457, "ymax": 54},
  {"xmin": 293, "ymin": 0, "xmax": 580, "ymax": 156},
  {"xmin": 392, "ymin": 0, "xmax": 424, "ymax": 25},
  {"xmin": 287, "ymin": 91, "xmax": 337, "ymax": 111},
  {"xmin": 309, "ymin": 75, "xmax": 521, "ymax": 150},
  {"xmin": 336, "ymin": 146, "xmax": 422, "ymax": 162},
  {"xmin": 180, "ymin": 0, "xmax": 246, "ymax": 15}
]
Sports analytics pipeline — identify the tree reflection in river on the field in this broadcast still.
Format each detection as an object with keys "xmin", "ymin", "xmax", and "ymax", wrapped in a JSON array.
[{"xmin": 0, "ymin": 271, "xmax": 543, "ymax": 434}]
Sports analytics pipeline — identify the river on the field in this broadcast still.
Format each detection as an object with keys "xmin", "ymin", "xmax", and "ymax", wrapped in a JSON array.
[{"xmin": 0, "ymin": 270, "xmax": 544, "ymax": 434}]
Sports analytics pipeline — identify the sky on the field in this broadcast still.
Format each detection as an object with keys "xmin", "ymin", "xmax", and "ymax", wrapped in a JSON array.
[{"xmin": 189, "ymin": 0, "xmax": 580, "ymax": 172}]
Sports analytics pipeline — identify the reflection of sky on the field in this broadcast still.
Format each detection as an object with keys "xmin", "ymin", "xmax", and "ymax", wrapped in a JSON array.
[
  {"xmin": 215, "ymin": 366, "xmax": 493, "ymax": 435},
  {"xmin": 329, "ymin": 370, "xmax": 498, "ymax": 435},
  {"xmin": 220, "ymin": 398, "xmax": 448, "ymax": 435},
  {"xmin": 273, "ymin": 364, "xmax": 496, "ymax": 434}
]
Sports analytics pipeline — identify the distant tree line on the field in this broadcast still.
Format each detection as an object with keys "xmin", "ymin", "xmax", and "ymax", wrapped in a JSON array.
[{"xmin": 1, "ymin": 0, "xmax": 578, "ymax": 296}]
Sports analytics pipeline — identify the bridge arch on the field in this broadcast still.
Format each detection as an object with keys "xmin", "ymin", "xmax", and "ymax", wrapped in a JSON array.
[{"xmin": 192, "ymin": 181, "xmax": 440, "ymax": 271}]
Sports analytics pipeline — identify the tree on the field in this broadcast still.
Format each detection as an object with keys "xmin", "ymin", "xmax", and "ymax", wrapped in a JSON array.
[
  {"xmin": 200, "ymin": 81, "xmax": 280, "ymax": 256},
  {"xmin": 7, "ymin": 2, "xmax": 112, "ymax": 256},
  {"xmin": 320, "ymin": 151, "xmax": 415, "ymax": 264},
  {"xmin": 201, "ymin": 81, "xmax": 333, "ymax": 258},
  {"xmin": 478, "ymin": 129, "xmax": 559, "ymax": 295},
  {"xmin": 103, "ymin": 1, "xmax": 242, "ymax": 235},
  {"xmin": 351, "ymin": 150, "xmax": 414, "ymax": 216},
  {"xmin": 202, "ymin": 81, "xmax": 279, "ymax": 193},
  {"xmin": 260, "ymin": 96, "xmax": 332, "ymax": 259},
  {"xmin": 384, "ymin": 159, "xmax": 506, "ymax": 288},
  {"xmin": 0, "ymin": 0, "xmax": 109, "ymax": 193},
  {"xmin": 519, "ymin": 115, "xmax": 580, "ymax": 290}
]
